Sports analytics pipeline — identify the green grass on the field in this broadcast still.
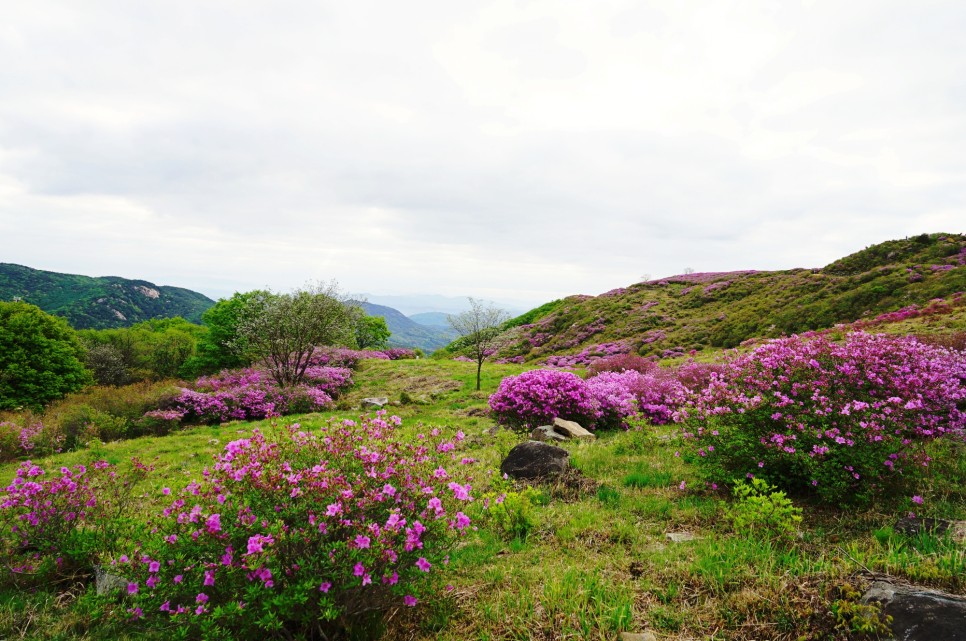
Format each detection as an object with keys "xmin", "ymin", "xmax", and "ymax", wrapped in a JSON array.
[{"xmin": 0, "ymin": 357, "xmax": 964, "ymax": 640}]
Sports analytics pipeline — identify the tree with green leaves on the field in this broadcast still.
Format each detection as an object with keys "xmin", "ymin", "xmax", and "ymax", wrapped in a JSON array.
[
  {"xmin": 447, "ymin": 298, "xmax": 510, "ymax": 391},
  {"xmin": 180, "ymin": 291, "xmax": 266, "ymax": 376},
  {"xmin": 0, "ymin": 301, "xmax": 93, "ymax": 410},
  {"xmin": 355, "ymin": 314, "xmax": 391, "ymax": 349},
  {"xmin": 236, "ymin": 282, "xmax": 357, "ymax": 386}
]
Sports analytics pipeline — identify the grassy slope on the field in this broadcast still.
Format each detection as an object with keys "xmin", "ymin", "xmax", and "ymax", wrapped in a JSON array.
[
  {"xmin": 2, "ymin": 357, "xmax": 963, "ymax": 641},
  {"xmin": 452, "ymin": 233, "xmax": 966, "ymax": 363},
  {"xmin": 0, "ymin": 263, "xmax": 215, "ymax": 329}
]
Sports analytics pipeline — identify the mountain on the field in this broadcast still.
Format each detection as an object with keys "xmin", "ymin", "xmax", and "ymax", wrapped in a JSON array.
[
  {"xmin": 0, "ymin": 263, "xmax": 216, "ymax": 329},
  {"xmin": 358, "ymin": 302, "xmax": 458, "ymax": 353},
  {"xmin": 408, "ymin": 312, "xmax": 451, "ymax": 327},
  {"xmin": 359, "ymin": 293, "xmax": 531, "ymax": 317},
  {"xmin": 449, "ymin": 233, "xmax": 966, "ymax": 363}
]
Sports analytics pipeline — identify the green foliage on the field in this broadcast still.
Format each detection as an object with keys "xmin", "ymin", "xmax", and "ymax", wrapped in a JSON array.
[
  {"xmin": 0, "ymin": 302, "xmax": 92, "ymax": 410},
  {"xmin": 0, "ymin": 263, "xmax": 214, "ymax": 329},
  {"xmin": 729, "ymin": 478, "xmax": 802, "ymax": 542},
  {"xmin": 80, "ymin": 317, "xmax": 205, "ymax": 382},
  {"xmin": 180, "ymin": 291, "xmax": 263, "ymax": 376},
  {"xmin": 237, "ymin": 283, "xmax": 357, "ymax": 386},
  {"xmin": 830, "ymin": 582, "xmax": 892, "ymax": 637},
  {"xmin": 478, "ymin": 485, "xmax": 546, "ymax": 542},
  {"xmin": 355, "ymin": 314, "xmax": 391, "ymax": 349}
]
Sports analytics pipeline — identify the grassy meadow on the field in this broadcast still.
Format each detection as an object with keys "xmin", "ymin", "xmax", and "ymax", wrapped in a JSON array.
[{"xmin": 1, "ymin": 357, "xmax": 963, "ymax": 640}]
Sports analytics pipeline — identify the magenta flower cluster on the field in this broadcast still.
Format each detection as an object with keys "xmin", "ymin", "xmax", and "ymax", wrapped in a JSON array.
[
  {"xmin": 544, "ymin": 342, "xmax": 632, "ymax": 368},
  {"xmin": 1, "ymin": 414, "xmax": 474, "ymax": 637},
  {"xmin": 115, "ymin": 413, "xmax": 473, "ymax": 636},
  {"xmin": 684, "ymin": 332, "xmax": 966, "ymax": 504},
  {"xmin": 489, "ymin": 364, "xmax": 706, "ymax": 430},
  {"xmin": 173, "ymin": 366, "xmax": 353, "ymax": 424}
]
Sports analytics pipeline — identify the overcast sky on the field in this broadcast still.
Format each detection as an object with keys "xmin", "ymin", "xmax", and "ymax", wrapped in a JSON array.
[{"xmin": 1, "ymin": 1, "xmax": 964, "ymax": 308}]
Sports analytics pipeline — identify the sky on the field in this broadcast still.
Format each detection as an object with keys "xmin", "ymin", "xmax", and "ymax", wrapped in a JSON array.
[{"xmin": 1, "ymin": 1, "xmax": 964, "ymax": 309}]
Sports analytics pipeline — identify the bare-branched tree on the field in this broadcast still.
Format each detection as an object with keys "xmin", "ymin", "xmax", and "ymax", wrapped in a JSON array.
[{"xmin": 448, "ymin": 298, "xmax": 510, "ymax": 391}]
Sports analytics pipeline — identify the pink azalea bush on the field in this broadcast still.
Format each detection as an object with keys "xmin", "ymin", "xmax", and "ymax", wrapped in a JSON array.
[
  {"xmin": 489, "ymin": 366, "xmax": 700, "ymax": 430},
  {"xmin": 116, "ymin": 414, "xmax": 473, "ymax": 638},
  {"xmin": 173, "ymin": 366, "xmax": 353, "ymax": 424},
  {"xmin": 683, "ymin": 332, "xmax": 966, "ymax": 504},
  {"xmin": 0, "ymin": 459, "xmax": 149, "ymax": 578},
  {"xmin": 489, "ymin": 370, "xmax": 598, "ymax": 430}
]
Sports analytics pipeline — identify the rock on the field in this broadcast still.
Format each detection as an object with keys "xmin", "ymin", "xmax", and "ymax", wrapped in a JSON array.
[
  {"xmin": 620, "ymin": 633, "xmax": 658, "ymax": 641},
  {"xmin": 531, "ymin": 425, "xmax": 568, "ymax": 442},
  {"xmin": 665, "ymin": 532, "xmax": 700, "ymax": 543},
  {"xmin": 894, "ymin": 516, "xmax": 966, "ymax": 542},
  {"xmin": 360, "ymin": 397, "xmax": 389, "ymax": 409},
  {"xmin": 862, "ymin": 580, "xmax": 966, "ymax": 640},
  {"xmin": 552, "ymin": 417, "xmax": 596, "ymax": 440},
  {"xmin": 500, "ymin": 441, "xmax": 570, "ymax": 480},
  {"xmin": 94, "ymin": 565, "xmax": 130, "ymax": 596}
]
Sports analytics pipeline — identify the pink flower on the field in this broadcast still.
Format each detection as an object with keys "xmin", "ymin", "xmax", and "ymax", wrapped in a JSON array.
[
  {"xmin": 196, "ymin": 593, "xmax": 208, "ymax": 604},
  {"xmin": 354, "ymin": 535, "xmax": 370, "ymax": 549},
  {"xmin": 911, "ymin": 495, "xmax": 924, "ymax": 505},
  {"xmin": 319, "ymin": 582, "xmax": 332, "ymax": 593},
  {"xmin": 148, "ymin": 561, "xmax": 160, "ymax": 573},
  {"xmin": 127, "ymin": 582, "xmax": 138, "ymax": 595},
  {"xmin": 403, "ymin": 595, "xmax": 418, "ymax": 607},
  {"xmin": 353, "ymin": 563, "xmax": 365, "ymax": 577},
  {"xmin": 415, "ymin": 557, "xmax": 431, "ymax": 572}
]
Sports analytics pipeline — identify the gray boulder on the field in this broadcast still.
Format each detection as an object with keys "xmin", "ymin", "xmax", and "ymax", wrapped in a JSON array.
[
  {"xmin": 530, "ymin": 425, "xmax": 568, "ymax": 442},
  {"xmin": 94, "ymin": 565, "xmax": 130, "ymax": 596},
  {"xmin": 500, "ymin": 441, "xmax": 569, "ymax": 480},
  {"xmin": 552, "ymin": 417, "xmax": 596, "ymax": 440},
  {"xmin": 360, "ymin": 397, "xmax": 389, "ymax": 409},
  {"xmin": 862, "ymin": 580, "xmax": 966, "ymax": 640}
]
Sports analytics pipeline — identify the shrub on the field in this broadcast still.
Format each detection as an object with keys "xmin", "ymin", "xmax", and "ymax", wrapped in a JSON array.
[
  {"xmin": 116, "ymin": 415, "xmax": 474, "ymax": 639},
  {"xmin": 728, "ymin": 478, "xmax": 802, "ymax": 543},
  {"xmin": 685, "ymin": 332, "xmax": 966, "ymax": 505},
  {"xmin": 586, "ymin": 354, "xmax": 656, "ymax": 376},
  {"xmin": 174, "ymin": 367, "xmax": 353, "ymax": 424},
  {"xmin": 489, "ymin": 370, "xmax": 597, "ymax": 430},
  {"xmin": 0, "ymin": 421, "xmax": 44, "ymax": 462},
  {"xmin": 0, "ymin": 459, "xmax": 149, "ymax": 581}
]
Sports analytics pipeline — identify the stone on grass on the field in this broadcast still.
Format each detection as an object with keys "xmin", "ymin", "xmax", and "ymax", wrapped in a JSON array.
[
  {"xmin": 620, "ymin": 633, "xmax": 658, "ymax": 641},
  {"xmin": 894, "ymin": 515, "xmax": 966, "ymax": 542},
  {"xmin": 531, "ymin": 425, "xmax": 568, "ymax": 442},
  {"xmin": 360, "ymin": 397, "xmax": 389, "ymax": 409},
  {"xmin": 94, "ymin": 565, "xmax": 130, "ymax": 596},
  {"xmin": 665, "ymin": 532, "xmax": 701, "ymax": 543},
  {"xmin": 862, "ymin": 581, "xmax": 966, "ymax": 641},
  {"xmin": 552, "ymin": 417, "xmax": 596, "ymax": 440},
  {"xmin": 500, "ymin": 442, "xmax": 569, "ymax": 480}
]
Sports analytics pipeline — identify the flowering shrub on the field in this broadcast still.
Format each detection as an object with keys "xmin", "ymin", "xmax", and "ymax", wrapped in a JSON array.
[
  {"xmin": 117, "ymin": 414, "xmax": 474, "ymax": 638},
  {"xmin": 489, "ymin": 366, "xmax": 695, "ymax": 430},
  {"xmin": 0, "ymin": 421, "xmax": 44, "ymax": 462},
  {"xmin": 489, "ymin": 370, "xmax": 598, "ymax": 430},
  {"xmin": 684, "ymin": 332, "xmax": 966, "ymax": 505},
  {"xmin": 586, "ymin": 354, "xmax": 656, "ymax": 376},
  {"xmin": 174, "ymin": 366, "xmax": 353, "ymax": 424},
  {"xmin": 544, "ymin": 342, "xmax": 631, "ymax": 368},
  {"xmin": 0, "ymin": 459, "xmax": 148, "ymax": 579}
]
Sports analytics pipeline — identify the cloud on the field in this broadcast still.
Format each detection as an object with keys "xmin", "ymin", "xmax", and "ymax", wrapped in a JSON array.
[{"xmin": 1, "ymin": 0, "xmax": 964, "ymax": 306}]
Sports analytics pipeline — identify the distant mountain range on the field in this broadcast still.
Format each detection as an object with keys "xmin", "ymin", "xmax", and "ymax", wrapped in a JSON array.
[
  {"xmin": 357, "ymin": 302, "xmax": 457, "ymax": 353},
  {"xmin": 0, "ymin": 263, "xmax": 215, "ymax": 329},
  {"xmin": 359, "ymin": 293, "xmax": 531, "ymax": 317}
]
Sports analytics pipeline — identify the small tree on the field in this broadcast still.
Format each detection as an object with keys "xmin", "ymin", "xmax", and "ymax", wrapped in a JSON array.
[
  {"xmin": 235, "ymin": 282, "xmax": 356, "ymax": 387},
  {"xmin": 355, "ymin": 314, "xmax": 391, "ymax": 349},
  {"xmin": 448, "ymin": 298, "xmax": 510, "ymax": 391}
]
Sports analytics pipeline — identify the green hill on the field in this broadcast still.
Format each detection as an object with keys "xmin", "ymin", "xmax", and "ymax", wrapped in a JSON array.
[
  {"xmin": 463, "ymin": 232, "xmax": 966, "ymax": 363},
  {"xmin": 358, "ymin": 302, "xmax": 457, "ymax": 352},
  {"xmin": 0, "ymin": 263, "xmax": 215, "ymax": 329}
]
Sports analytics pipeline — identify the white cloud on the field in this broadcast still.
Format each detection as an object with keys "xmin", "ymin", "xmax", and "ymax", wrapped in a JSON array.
[{"xmin": 0, "ymin": 0, "xmax": 963, "ymax": 307}]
